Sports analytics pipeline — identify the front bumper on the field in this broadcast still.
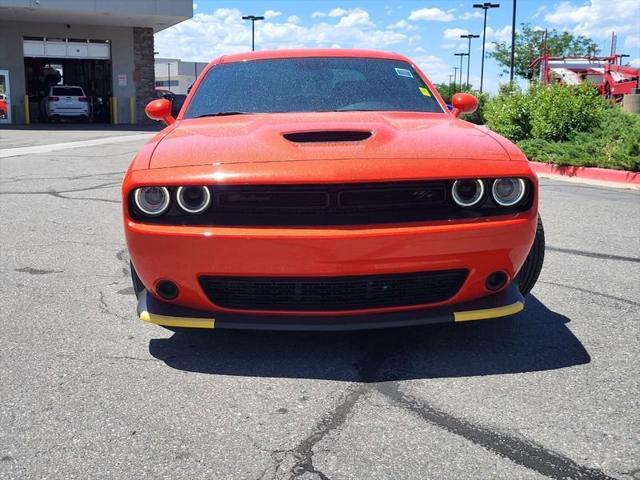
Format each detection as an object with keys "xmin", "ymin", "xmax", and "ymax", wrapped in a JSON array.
[
  {"xmin": 137, "ymin": 283, "xmax": 525, "ymax": 331},
  {"xmin": 126, "ymin": 211, "xmax": 537, "ymax": 314}
]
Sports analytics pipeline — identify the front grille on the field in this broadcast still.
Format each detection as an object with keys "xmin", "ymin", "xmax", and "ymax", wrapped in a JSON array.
[
  {"xmin": 199, "ymin": 269, "xmax": 468, "ymax": 311},
  {"xmin": 129, "ymin": 180, "xmax": 533, "ymax": 227}
]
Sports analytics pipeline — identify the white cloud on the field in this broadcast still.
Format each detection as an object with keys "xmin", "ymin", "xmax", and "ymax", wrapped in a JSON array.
[
  {"xmin": 287, "ymin": 15, "xmax": 301, "ymax": 25},
  {"xmin": 329, "ymin": 8, "xmax": 348, "ymax": 17},
  {"xmin": 545, "ymin": 0, "xmax": 640, "ymax": 38},
  {"xmin": 387, "ymin": 19, "xmax": 418, "ymax": 31},
  {"xmin": 154, "ymin": 7, "xmax": 406, "ymax": 62},
  {"xmin": 337, "ymin": 8, "xmax": 373, "ymax": 28},
  {"xmin": 443, "ymin": 28, "xmax": 470, "ymax": 40},
  {"xmin": 625, "ymin": 34, "xmax": 640, "ymax": 49},
  {"xmin": 192, "ymin": 2, "xmax": 197, "ymax": 11},
  {"xmin": 532, "ymin": 5, "xmax": 547, "ymax": 19},
  {"xmin": 408, "ymin": 8, "xmax": 455, "ymax": 22},
  {"xmin": 263, "ymin": 10, "xmax": 281, "ymax": 20},
  {"xmin": 630, "ymin": 58, "xmax": 640, "ymax": 67},
  {"xmin": 461, "ymin": 11, "xmax": 483, "ymax": 20},
  {"xmin": 485, "ymin": 26, "xmax": 512, "ymax": 43},
  {"xmin": 311, "ymin": 11, "xmax": 326, "ymax": 19}
]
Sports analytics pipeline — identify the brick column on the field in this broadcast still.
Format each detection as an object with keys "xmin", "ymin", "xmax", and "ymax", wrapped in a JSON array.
[{"xmin": 133, "ymin": 27, "xmax": 155, "ymax": 124}]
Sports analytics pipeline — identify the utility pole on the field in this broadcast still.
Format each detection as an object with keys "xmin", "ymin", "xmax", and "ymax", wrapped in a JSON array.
[
  {"xmin": 473, "ymin": 2, "xmax": 500, "ymax": 93},
  {"xmin": 454, "ymin": 53, "xmax": 468, "ymax": 90},
  {"xmin": 452, "ymin": 67, "xmax": 459, "ymax": 92},
  {"xmin": 242, "ymin": 15, "xmax": 264, "ymax": 51},
  {"xmin": 509, "ymin": 0, "xmax": 517, "ymax": 83},
  {"xmin": 460, "ymin": 33, "xmax": 480, "ymax": 88}
]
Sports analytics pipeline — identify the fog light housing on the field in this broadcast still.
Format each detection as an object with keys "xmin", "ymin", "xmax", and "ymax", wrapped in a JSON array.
[
  {"xmin": 156, "ymin": 280, "xmax": 179, "ymax": 300},
  {"xmin": 485, "ymin": 271, "xmax": 508, "ymax": 291}
]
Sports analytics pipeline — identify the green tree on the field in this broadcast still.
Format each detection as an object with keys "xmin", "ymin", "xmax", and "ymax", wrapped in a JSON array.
[{"xmin": 489, "ymin": 23, "xmax": 598, "ymax": 79}]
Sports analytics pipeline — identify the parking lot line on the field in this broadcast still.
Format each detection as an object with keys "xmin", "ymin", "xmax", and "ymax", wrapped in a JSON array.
[{"xmin": 0, "ymin": 133, "xmax": 155, "ymax": 159}]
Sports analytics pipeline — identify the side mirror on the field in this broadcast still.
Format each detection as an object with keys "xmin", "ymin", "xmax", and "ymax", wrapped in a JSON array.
[
  {"xmin": 451, "ymin": 93, "xmax": 478, "ymax": 117},
  {"xmin": 145, "ymin": 98, "xmax": 175, "ymax": 125}
]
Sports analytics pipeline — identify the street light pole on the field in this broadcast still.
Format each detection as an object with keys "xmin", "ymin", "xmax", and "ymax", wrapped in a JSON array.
[
  {"xmin": 452, "ymin": 67, "xmax": 459, "ymax": 93},
  {"xmin": 454, "ymin": 53, "xmax": 468, "ymax": 90},
  {"xmin": 473, "ymin": 2, "xmax": 500, "ymax": 93},
  {"xmin": 509, "ymin": 0, "xmax": 517, "ymax": 83},
  {"xmin": 242, "ymin": 15, "xmax": 265, "ymax": 51},
  {"xmin": 460, "ymin": 33, "xmax": 480, "ymax": 88}
]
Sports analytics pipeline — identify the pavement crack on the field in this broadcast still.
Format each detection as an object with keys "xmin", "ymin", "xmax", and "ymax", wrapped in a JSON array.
[
  {"xmin": 547, "ymin": 246, "xmax": 640, "ymax": 264},
  {"xmin": 375, "ymin": 382, "xmax": 618, "ymax": 480},
  {"xmin": 288, "ymin": 384, "xmax": 366, "ymax": 480},
  {"xmin": 102, "ymin": 355, "xmax": 157, "ymax": 363},
  {"xmin": 540, "ymin": 280, "xmax": 640, "ymax": 307},
  {"xmin": 97, "ymin": 290, "xmax": 130, "ymax": 321},
  {"xmin": 14, "ymin": 266, "xmax": 63, "ymax": 275}
]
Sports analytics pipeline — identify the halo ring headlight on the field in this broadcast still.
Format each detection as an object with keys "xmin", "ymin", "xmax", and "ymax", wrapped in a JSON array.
[
  {"xmin": 451, "ymin": 179, "xmax": 485, "ymax": 207},
  {"xmin": 176, "ymin": 186, "xmax": 211, "ymax": 214},
  {"xmin": 492, "ymin": 178, "xmax": 526, "ymax": 207},
  {"xmin": 134, "ymin": 186, "xmax": 170, "ymax": 216}
]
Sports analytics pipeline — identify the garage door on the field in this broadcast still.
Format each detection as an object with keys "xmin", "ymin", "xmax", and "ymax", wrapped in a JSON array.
[{"xmin": 23, "ymin": 37, "xmax": 110, "ymax": 60}]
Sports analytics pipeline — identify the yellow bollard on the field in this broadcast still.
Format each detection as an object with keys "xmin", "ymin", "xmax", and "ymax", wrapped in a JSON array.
[
  {"xmin": 24, "ymin": 95, "xmax": 30, "ymax": 125},
  {"xmin": 111, "ymin": 96, "xmax": 118, "ymax": 125},
  {"xmin": 129, "ymin": 96, "xmax": 135, "ymax": 124}
]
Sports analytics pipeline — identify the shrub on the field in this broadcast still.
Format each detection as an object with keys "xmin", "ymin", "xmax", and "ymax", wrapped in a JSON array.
[
  {"xmin": 461, "ymin": 91, "xmax": 489, "ymax": 125},
  {"xmin": 484, "ymin": 82, "xmax": 608, "ymax": 142},
  {"xmin": 483, "ymin": 84, "xmax": 532, "ymax": 141},
  {"xmin": 520, "ymin": 107, "xmax": 640, "ymax": 171},
  {"xmin": 528, "ymin": 82, "xmax": 607, "ymax": 141}
]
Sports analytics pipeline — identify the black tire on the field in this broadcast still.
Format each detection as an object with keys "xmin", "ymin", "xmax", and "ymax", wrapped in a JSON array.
[
  {"xmin": 516, "ymin": 216, "xmax": 545, "ymax": 296},
  {"xmin": 130, "ymin": 261, "xmax": 146, "ymax": 298}
]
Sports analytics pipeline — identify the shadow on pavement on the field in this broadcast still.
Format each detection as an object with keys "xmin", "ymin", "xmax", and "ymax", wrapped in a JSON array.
[{"xmin": 148, "ymin": 295, "xmax": 590, "ymax": 382}]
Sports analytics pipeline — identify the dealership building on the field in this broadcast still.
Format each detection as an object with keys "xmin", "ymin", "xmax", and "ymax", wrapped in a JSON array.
[{"xmin": 0, "ymin": 0, "xmax": 192, "ymax": 125}]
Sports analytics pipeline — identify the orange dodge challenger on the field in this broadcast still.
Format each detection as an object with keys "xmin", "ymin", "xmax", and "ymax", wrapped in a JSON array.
[{"xmin": 123, "ymin": 49, "xmax": 544, "ymax": 331}]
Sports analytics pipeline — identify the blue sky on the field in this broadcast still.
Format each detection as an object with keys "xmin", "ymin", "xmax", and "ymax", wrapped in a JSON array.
[{"xmin": 154, "ymin": 0, "xmax": 640, "ymax": 93}]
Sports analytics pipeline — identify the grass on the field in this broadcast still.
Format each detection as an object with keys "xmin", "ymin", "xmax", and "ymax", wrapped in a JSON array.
[{"xmin": 517, "ymin": 107, "xmax": 640, "ymax": 172}]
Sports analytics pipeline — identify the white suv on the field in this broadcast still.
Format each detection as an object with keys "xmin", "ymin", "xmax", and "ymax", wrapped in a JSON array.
[{"xmin": 41, "ymin": 86, "xmax": 89, "ymax": 122}]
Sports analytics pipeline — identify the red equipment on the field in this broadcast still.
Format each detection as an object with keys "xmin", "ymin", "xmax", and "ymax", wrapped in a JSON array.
[{"xmin": 528, "ymin": 32, "xmax": 639, "ymax": 101}]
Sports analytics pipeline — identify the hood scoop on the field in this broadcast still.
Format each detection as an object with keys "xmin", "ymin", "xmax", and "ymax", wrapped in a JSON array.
[{"xmin": 283, "ymin": 130, "xmax": 372, "ymax": 143}]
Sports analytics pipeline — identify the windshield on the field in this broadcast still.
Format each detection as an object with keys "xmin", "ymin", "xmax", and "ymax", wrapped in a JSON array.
[{"xmin": 185, "ymin": 57, "xmax": 444, "ymax": 117}]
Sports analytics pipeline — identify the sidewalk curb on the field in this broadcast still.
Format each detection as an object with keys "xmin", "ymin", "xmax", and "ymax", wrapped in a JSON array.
[{"xmin": 529, "ymin": 161, "xmax": 640, "ymax": 190}]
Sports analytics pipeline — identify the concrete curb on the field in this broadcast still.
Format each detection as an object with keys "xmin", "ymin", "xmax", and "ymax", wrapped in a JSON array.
[{"xmin": 529, "ymin": 161, "xmax": 640, "ymax": 190}]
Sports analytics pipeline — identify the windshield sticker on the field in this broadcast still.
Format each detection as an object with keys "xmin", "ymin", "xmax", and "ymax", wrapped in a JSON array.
[
  {"xmin": 419, "ymin": 86, "xmax": 431, "ymax": 97},
  {"xmin": 395, "ymin": 68, "xmax": 413, "ymax": 78}
]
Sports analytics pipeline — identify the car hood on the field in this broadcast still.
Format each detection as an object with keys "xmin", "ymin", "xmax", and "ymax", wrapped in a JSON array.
[{"xmin": 148, "ymin": 111, "xmax": 511, "ymax": 169}]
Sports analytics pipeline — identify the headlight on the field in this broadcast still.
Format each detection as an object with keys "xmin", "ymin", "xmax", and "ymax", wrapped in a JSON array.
[
  {"xmin": 133, "ymin": 186, "xmax": 170, "ymax": 216},
  {"xmin": 492, "ymin": 178, "xmax": 526, "ymax": 207},
  {"xmin": 176, "ymin": 186, "xmax": 211, "ymax": 214},
  {"xmin": 451, "ymin": 179, "xmax": 484, "ymax": 207}
]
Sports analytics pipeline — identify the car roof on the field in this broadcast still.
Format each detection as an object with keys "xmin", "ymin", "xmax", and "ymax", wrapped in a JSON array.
[
  {"xmin": 51, "ymin": 85, "xmax": 84, "ymax": 89},
  {"xmin": 218, "ymin": 48, "xmax": 412, "ymax": 65}
]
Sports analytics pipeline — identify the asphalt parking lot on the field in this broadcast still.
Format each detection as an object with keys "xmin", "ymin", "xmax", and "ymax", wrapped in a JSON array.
[{"xmin": 1, "ymin": 127, "xmax": 639, "ymax": 480}]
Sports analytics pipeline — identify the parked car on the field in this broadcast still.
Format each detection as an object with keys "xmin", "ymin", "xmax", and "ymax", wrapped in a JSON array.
[
  {"xmin": 40, "ymin": 86, "xmax": 89, "ymax": 122},
  {"xmin": 124, "ymin": 49, "xmax": 544, "ymax": 332},
  {"xmin": 0, "ymin": 93, "xmax": 7, "ymax": 119}
]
